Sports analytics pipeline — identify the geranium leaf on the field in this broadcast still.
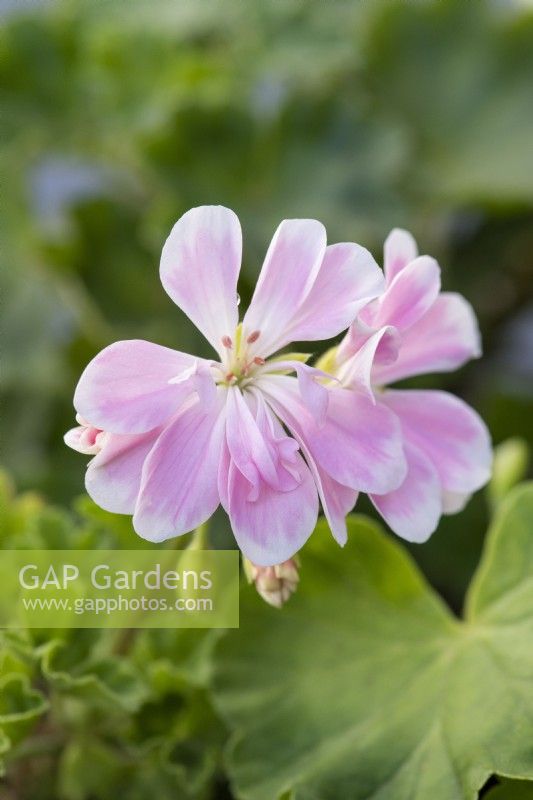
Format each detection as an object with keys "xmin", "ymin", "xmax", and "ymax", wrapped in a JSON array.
[
  {"xmin": 42, "ymin": 639, "xmax": 149, "ymax": 713},
  {"xmin": 213, "ymin": 484, "xmax": 533, "ymax": 800}
]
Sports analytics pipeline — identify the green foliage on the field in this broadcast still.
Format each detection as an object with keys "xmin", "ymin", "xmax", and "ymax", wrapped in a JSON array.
[
  {"xmin": 0, "ymin": 476, "xmax": 226, "ymax": 798},
  {"xmin": 213, "ymin": 484, "xmax": 533, "ymax": 800},
  {"xmin": 1, "ymin": 477, "xmax": 533, "ymax": 798}
]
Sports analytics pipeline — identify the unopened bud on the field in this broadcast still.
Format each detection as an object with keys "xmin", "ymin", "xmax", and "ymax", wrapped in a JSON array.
[
  {"xmin": 489, "ymin": 437, "xmax": 528, "ymax": 507},
  {"xmin": 243, "ymin": 557, "xmax": 300, "ymax": 608}
]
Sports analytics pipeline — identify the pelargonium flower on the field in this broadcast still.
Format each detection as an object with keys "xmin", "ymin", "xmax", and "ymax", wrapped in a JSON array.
[
  {"xmin": 325, "ymin": 228, "xmax": 492, "ymax": 542},
  {"xmin": 65, "ymin": 206, "xmax": 409, "ymax": 566}
]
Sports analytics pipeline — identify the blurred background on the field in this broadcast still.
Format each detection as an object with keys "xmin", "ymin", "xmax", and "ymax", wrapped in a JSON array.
[
  {"xmin": 3, "ymin": 0, "xmax": 533, "ymax": 606},
  {"xmin": 1, "ymin": 0, "xmax": 533, "ymax": 797},
  {"xmin": 3, "ymin": 0, "xmax": 533, "ymax": 604}
]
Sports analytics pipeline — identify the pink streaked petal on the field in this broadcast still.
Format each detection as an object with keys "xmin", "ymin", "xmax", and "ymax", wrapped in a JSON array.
[
  {"xmin": 313, "ymin": 471, "xmax": 358, "ymax": 547},
  {"xmin": 306, "ymin": 388, "xmax": 407, "ymax": 494},
  {"xmin": 259, "ymin": 379, "xmax": 360, "ymax": 545},
  {"xmin": 280, "ymin": 242, "xmax": 385, "ymax": 345},
  {"xmin": 133, "ymin": 393, "xmax": 226, "ymax": 542},
  {"xmin": 336, "ymin": 316, "xmax": 376, "ymax": 364},
  {"xmin": 259, "ymin": 375, "xmax": 407, "ymax": 497},
  {"xmin": 74, "ymin": 340, "xmax": 204, "ymax": 435},
  {"xmin": 85, "ymin": 428, "xmax": 162, "ymax": 514},
  {"xmin": 253, "ymin": 393, "xmax": 301, "ymax": 484},
  {"xmin": 217, "ymin": 435, "xmax": 232, "ymax": 513},
  {"xmin": 226, "ymin": 387, "xmax": 281, "ymax": 493},
  {"xmin": 369, "ymin": 256, "xmax": 441, "ymax": 332},
  {"xmin": 381, "ymin": 389, "xmax": 492, "ymax": 494},
  {"xmin": 371, "ymin": 441, "xmax": 441, "ymax": 543},
  {"xmin": 337, "ymin": 325, "xmax": 400, "ymax": 402},
  {"xmin": 372, "ymin": 293, "xmax": 482, "ymax": 385},
  {"xmin": 168, "ymin": 359, "xmax": 218, "ymax": 413},
  {"xmin": 64, "ymin": 425, "xmax": 88, "ymax": 452},
  {"xmin": 260, "ymin": 361, "xmax": 331, "ymax": 425},
  {"xmin": 243, "ymin": 219, "xmax": 327, "ymax": 357},
  {"xmin": 160, "ymin": 206, "xmax": 241, "ymax": 356},
  {"xmin": 442, "ymin": 490, "xmax": 471, "ymax": 515},
  {"xmin": 64, "ymin": 425, "xmax": 107, "ymax": 455},
  {"xmin": 227, "ymin": 414, "xmax": 318, "ymax": 567},
  {"xmin": 383, "ymin": 228, "xmax": 418, "ymax": 285}
]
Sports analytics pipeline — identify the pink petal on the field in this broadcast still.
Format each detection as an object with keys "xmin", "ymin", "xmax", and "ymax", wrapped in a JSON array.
[
  {"xmin": 243, "ymin": 219, "xmax": 327, "ymax": 357},
  {"xmin": 85, "ymin": 428, "xmax": 162, "ymax": 514},
  {"xmin": 383, "ymin": 228, "xmax": 418, "ymax": 285},
  {"xmin": 336, "ymin": 325, "xmax": 400, "ymax": 402},
  {"xmin": 225, "ymin": 388, "xmax": 299, "ymax": 495},
  {"xmin": 274, "ymin": 418, "xmax": 357, "ymax": 547},
  {"xmin": 74, "ymin": 340, "xmax": 210, "ymax": 435},
  {"xmin": 280, "ymin": 242, "xmax": 384, "ymax": 345},
  {"xmin": 371, "ymin": 441, "xmax": 441, "ymax": 543},
  {"xmin": 224, "ymin": 400, "xmax": 318, "ymax": 566},
  {"xmin": 260, "ymin": 361, "xmax": 331, "ymax": 425},
  {"xmin": 259, "ymin": 375, "xmax": 407, "ymax": 497},
  {"xmin": 160, "ymin": 206, "xmax": 241, "ymax": 356},
  {"xmin": 217, "ymin": 435, "xmax": 232, "ymax": 514},
  {"xmin": 220, "ymin": 386, "xmax": 355, "ymax": 546},
  {"xmin": 367, "ymin": 255, "xmax": 441, "ymax": 332},
  {"xmin": 310, "ymin": 471, "xmax": 358, "ymax": 547},
  {"xmin": 336, "ymin": 317, "xmax": 376, "ymax": 364},
  {"xmin": 381, "ymin": 390, "xmax": 492, "ymax": 494},
  {"xmin": 372, "ymin": 293, "xmax": 481, "ymax": 385},
  {"xmin": 227, "ymin": 460, "xmax": 318, "ymax": 567},
  {"xmin": 133, "ymin": 393, "xmax": 226, "ymax": 542},
  {"xmin": 442, "ymin": 490, "xmax": 471, "ymax": 515},
  {"xmin": 64, "ymin": 423, "xmax": 107, "ymax": 455}
]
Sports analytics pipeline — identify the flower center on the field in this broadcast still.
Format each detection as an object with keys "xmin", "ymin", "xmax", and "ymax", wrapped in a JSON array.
[{"xmin": 219, "ymin": 323, "xmax": 265, "ymax": 386}]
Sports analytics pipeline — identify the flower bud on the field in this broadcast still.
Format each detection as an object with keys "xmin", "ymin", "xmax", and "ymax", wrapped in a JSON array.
[
  {"xmin": 489, "ymin": 437, "xmax": 529, "ymax": 506},
  {"xmin": 244, "ymin": 557, "xmax": 300, "ymax": 608}
]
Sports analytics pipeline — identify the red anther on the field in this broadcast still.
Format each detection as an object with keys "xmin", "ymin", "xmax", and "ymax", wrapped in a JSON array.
[
  {"xmin": 247, "ymin": 330, "xmax": 261, "ymax": 344},
  {"xmin": 253, "ymin": 356, "xmax": 265, "ymax": 366},
  {"xmin": 221, "ymin": 335, "xmax": 233, "ymax": 349},
  {"xmin": 225, "ymin": 372, "xmax": 235, "ymax": 382}
]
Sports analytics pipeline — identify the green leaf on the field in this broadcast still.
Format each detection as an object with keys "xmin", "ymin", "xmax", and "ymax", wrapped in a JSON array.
[
  {"xmin": 0, "ymin": 727, "xmax": 11, "ymax": 777},
  {"xmin": 132, "ymin": 628, "xmax": 222, "ymax": 689},
  {"xmin": 57, "ymin": 738, "xmax": 129, "ymax": 800},
  {"xmin": 213, "ymin": 484, "xmax": 533, "ymax": 800},
  {"xmin": 0, "ymin": 675, "xmax": 49, "ymax": 748},
  {"xmin": 41, "ymin": 639, "xmax": 149, "ymax": 713}
]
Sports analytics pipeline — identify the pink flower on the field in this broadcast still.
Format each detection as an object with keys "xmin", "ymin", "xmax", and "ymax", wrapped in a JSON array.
[
  {"xmin": 65, "ymin": 206, "xmax": 408, "ymax": 565},
  {"xmin": 332, "ymin": 228, "xmax": 492, "ymax": 542}
]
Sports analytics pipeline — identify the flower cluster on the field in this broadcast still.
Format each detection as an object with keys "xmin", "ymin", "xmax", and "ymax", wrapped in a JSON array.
[{"xmin": 66, "ymin": 206, "xmax": 491, "ymax": 573}]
